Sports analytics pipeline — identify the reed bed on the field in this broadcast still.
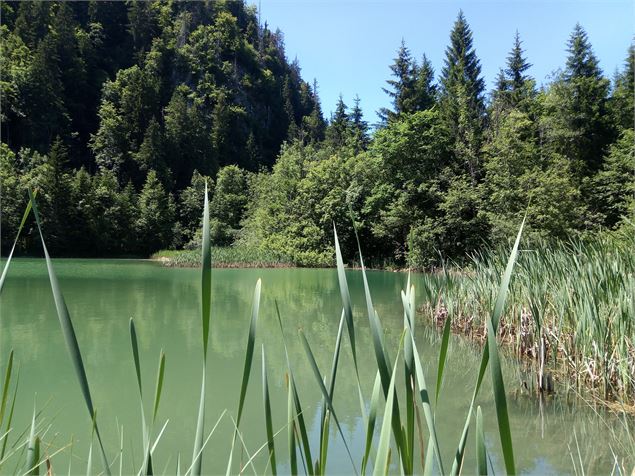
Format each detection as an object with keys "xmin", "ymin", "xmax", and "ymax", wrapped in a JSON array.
[
  {"xmin": 417, "ymin": 229, "xmax": 635, "ymax": 404},
  {"xmin": 152, "ymin": 246, "xmax": 295, "ymax": 268}
]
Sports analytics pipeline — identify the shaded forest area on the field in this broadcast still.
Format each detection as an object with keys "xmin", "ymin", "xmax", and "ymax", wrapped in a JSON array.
[{"xmin": 0, "ymin": 1, "xmax": 633, "ymax": 266}]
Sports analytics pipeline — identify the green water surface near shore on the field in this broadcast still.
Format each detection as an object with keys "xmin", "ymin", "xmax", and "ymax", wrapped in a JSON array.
[{"xmin": 0, "ymin": 259, "xmax": 631, "ymax": 474}]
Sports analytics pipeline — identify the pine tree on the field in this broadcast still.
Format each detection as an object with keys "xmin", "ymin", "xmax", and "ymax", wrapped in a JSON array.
[
  {"xmin": 379, "ymin": 39, "xmax": 418, "ymax": 122},
  {"xmin": 439, "ymin": 10, "xmax": 486, "ymax": 180}
]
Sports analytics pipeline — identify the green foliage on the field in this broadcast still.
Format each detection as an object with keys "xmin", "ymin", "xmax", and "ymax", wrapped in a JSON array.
[
  {"xmin": 0, "ymin": 4, "xmax": 631, "ymax": 270},
  {"xmin": 209, "ymin": 165, "xmax": 249, "ymax": 246},
  {"xmin": 136, "ymin": 170, "xmax": 176, "ymax": 254}
]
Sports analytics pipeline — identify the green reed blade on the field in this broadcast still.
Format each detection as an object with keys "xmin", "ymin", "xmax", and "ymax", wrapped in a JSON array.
[
  {"xmin": 275, "ymin": 302, "xmax": 313, "ymax": 473},
  {"xmin": 486, "ymin": 315, "xmax": 515, "ymax": 474},
  {"xmin": 261, "ymin": 346, "xmax": 277, "ymax": 475},
  {"xmin": 333, "ymin": 224, "xmax": 356, "ymax": 365},
  {"xmin": 436, "ymin": 316, "xmax": 451, "ymax": 405},
  {"xmin": 25, "ymin": 404, "xmax": 39, "ymax": 476},
  {"xmin": 476, "ymin": 406, "xmax": 487, "ymax": 475},
  {"xmin": 0, "ymin": 192, "xmax": 35, "ymax": 296},
  {"xmin": 287, "ymin": 374, "xmax": 298, "ymax": 476},
  {"xmin": 373, "ymin": 339, "xmax": 402, "ymax": 476},
  {"xmin": 361, "ymin": 370, "xmax": 382, "ymax": 475},
  {"xmin": 226, "ymin": 279, "xmax": 262, "ymax": 476},
  {"xmin": 152, "ymin": 351, "xmax": 165, "ymax": 424},
  {"xmin": 450, "ymin": 216, "xmax": 525, "ymax": 476},
  {"xmin": 409, "ymin": 331, "xmax": 444, "ymax": 474},
  {"xmin": 0, "ymin": 350, "xmax": 13, "ymax": 429},
  {"xmin": 237, "ymin": 279, "xmax": 261, "ymax": 428},
  {"xmin": 191, "ymin": 369, "xmax": 205, "ymax": 476},
  {"xmin": 129, "ymin": 319, "xmax": 143, "ymax": 397},
  {"xmin": 0, "ymin": 365, "xmax": 19, "ymax": 463},
  {"xmin": 300, "ymin": 331, "xmax": 358, "ymax": 475},
  {"xmin": 201, "ymin": 182, "xmax": 212, "ymax": 360},
  {"xmin": 28, "ymin": 189, "xmax": 110, "ymax": 475}
]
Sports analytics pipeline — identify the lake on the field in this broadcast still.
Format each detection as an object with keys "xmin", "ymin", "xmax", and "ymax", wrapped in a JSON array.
[{"xmin": 0, "ymin": 259, "xmax": 630, "ymax": 474}]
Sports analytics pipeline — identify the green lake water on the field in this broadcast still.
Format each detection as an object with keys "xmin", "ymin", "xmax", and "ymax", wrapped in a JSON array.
[{"xmin": 0, "ymin": 259, "xmax": 631, "ymax": 474}]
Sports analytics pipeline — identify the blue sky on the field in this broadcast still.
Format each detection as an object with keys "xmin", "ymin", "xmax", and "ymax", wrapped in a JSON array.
[{"xmin": 254, "ymin": 0, "xmax": 634, "ymax": 126}]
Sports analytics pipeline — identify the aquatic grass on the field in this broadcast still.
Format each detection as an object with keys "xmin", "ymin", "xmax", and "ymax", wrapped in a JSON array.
[
  {"xmin": 152, "ymin": 247, "xmax": 294, "ymax": 268},
  {"xmin": 421, "ymin": 225, "xmax": 635, "ymax": 402}
]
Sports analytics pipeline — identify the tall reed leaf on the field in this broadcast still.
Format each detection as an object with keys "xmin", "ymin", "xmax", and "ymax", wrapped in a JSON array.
[
  {"xmin": 333, "ymin": 224, "xmax": 356, "ymax": 364},
  {"xmin": 0, "ymin": 350, "xmax": 13, "ymax": 429},
  {"xmin": 24, "ymin": 403, "xmax": 39, "ymax": 475},
  {"xmin": 236, "ymin": 279, "xmax": 261, "ymax": 428},
  {"xmin": 226, "ymin": 278, "xmax": 261, "ymax": 476},
  {"xmin": 475, "ymin": 406, "xmax": 487, "ymax": 475},
  {"xmin": 261, "ymin": 346, "xmax": 277, "ymax": 475},
  {"xmin": 201, "ymin": 182, "xmax": 212, "ymax": 360},
  {"xmin": 450, "ymin": 217, "xmax": 525, "ymax": 475},
  {"xmin": 486, "ymin": 312, "xmax": 515, "ymax": 474},
  {"xmin": 300, "ymin": 332, "xmax": 357, "ymax": 474},
  {"xmin": 274, "ymin": 304, "xmax": 313, "ymax": 473},
  {"xmin": 191, "ymin": 370, "xmax": 206, "ymax": 476},
  {"xmin": 373, "ymin": 338, "xmax": 402, "ymax": 476},
  {"xmin": 0, "ymin": 193, "xmax": 34, "ymax": 296},
  {"xmin": 129, "ymin": 319, "xmax": 152, "ymax": 475},
  {"xmin": 361, "ymin": 371, "xmax": 382, "ymax": 475},
  {"xmin": 28, "ymin": 189, "xmax": 110, "ymax": 475},
  {"xmin": 436, "ymin": 317, "xmax": 451, "ymax": 405}
]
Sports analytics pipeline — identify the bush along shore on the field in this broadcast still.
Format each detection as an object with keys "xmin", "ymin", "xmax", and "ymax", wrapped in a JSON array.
[{"xmin": 418, "ymin": 226, "xmax": 635, "ymax": 408}]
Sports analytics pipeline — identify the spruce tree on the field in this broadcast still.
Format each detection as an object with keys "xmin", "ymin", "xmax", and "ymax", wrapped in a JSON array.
[
  {"xmin": 350, "ymin": 95, "xmax": 370, "ymax": 151},
  {"xmin": 326, "ymin": 95, "xmax": 350, "ymax": 149},
  {"xmin": 379, "ymin": 39, "xmax": 418, "ymax": 122},
  {"xmin": 439, "ymin": 10, "xmax": 485, "ymax": 180},
  {"xmin": 414, "ymin": 54, "xmax": 437, "ymax": 111},
  {"xmin": 610, "ymin": 43, "xmax": 635, "ymax": 131},
  {"xmin": 542, "ymin": 23, "xmax": 611, "ymax": 178},
  {"xmin": 565, "ymin": 23, "xmax": 601, "ymax": 80},
  {"xmin": 506, "ymin": 31, "xmax": 532, "ymax": 91}
]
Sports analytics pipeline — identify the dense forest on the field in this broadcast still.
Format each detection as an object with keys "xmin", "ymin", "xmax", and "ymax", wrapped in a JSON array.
[{"xmin": 0, "ymin": 1, "xmax": 633, "ymax": 267}]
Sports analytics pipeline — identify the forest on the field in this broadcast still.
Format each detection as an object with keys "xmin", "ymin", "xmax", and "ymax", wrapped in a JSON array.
[{"xmin": 1, "ymin": 0, "xmax": 633, "ymax": 267}]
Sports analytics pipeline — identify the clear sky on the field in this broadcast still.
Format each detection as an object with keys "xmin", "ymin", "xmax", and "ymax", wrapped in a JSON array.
[{"xmin": 253, "ymin": 0, "xmax": 634, "ymax": 126}]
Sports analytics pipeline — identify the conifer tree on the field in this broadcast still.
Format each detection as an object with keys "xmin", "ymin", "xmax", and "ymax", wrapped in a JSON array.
[
  {"xmin": 379, "ymin": 40, "xmax": 418, "ymax": 122},
  {"xmin": 439, "ymin": 10, "xmax": 486, "ymax": 180},
  {"xmin": 542, "ymin": 23, "xmax": 611, "ymax": 178},
  {"xmin": 610, "ymin": 43, "xmax": 635, "ymax": 131},
  {"xmin": 506, "ymin": 31, "xmax": 532, "ymax": 91},
  {"xmin": 414, "ymin": 54, "xmax": 437, "ymax": 111},
  {"xmin": 350, "ymin": 95, "xmax": 370, "ymax": 151}
]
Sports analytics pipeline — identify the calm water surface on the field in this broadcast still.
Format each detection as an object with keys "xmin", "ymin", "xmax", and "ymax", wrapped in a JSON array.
[{"xmin": 0, "ymin": 259, "xmax": 631, "ymax": 474}]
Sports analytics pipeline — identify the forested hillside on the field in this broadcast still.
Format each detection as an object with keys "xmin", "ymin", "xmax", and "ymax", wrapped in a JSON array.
[{"xmin": 1, "ymin": 3, "xmax": 633, "ymax": 266}]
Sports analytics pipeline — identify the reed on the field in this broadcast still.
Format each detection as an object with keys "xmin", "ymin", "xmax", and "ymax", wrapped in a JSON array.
[{"xmin": 418, "ymin": 228, "xmax": 635, "ymax": 403}]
